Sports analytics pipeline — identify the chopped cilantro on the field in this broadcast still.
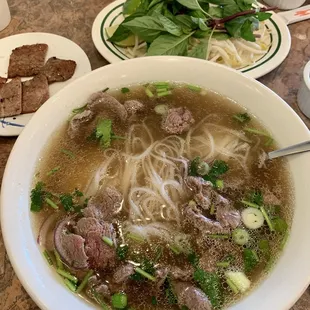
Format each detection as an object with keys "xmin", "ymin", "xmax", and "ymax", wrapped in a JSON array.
[
  {"xmin": 131, "ymin": 258, "xmax": 155, "ymax": 281},
  {"xmin": 243, "ymin": 248, "xmax": 259, "ymax": 273},
  {"xmin": 60, "ymin": 194, "xmax": 74, "ymax": 212},
  {"xmin": 30, "ymin": 182, "xmax": 45, "ymax": 212},
  {"xmin": 116, "ymin": 245, "xmax": 129, "ymax": 261},
  {"xmin": 233, "ymin": 112, "xmax": 251, "ymax": 123},
  {"xmin": 121, "ymin": 87, "xmax": 130, "ymax": 93},
  {"xmin": 96, "ymin": 119, "xmax": 113, "ymax": 148},
  {"xmin": 164, "ymin": 278, "xmax": 177, "ymax": 304}
]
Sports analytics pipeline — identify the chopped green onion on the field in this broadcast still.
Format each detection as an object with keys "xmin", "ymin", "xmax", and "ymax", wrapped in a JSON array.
[
  {"xmin": 215, "ymin": 179, "xmax": 224, "ymax": 189},
  {"xmin": 210, "ymin": 204, "xmax": 215, "ymax": 215},
  {"xmin": 112, "ymin": 292, "xmax": 128, "ymax": 309},
  {"xmin": 216, "ymin": 261, "xmax": 230, "ymax": 268},
  {"xmin": 127, "ymin": 233, "xmax": 145, "ymax": 243},
  {"xmin": 92, "ymin": 288, "xmax": 110, "ymax": 310},
  {"xmin": 233, "ymin": 113, "xmax": 251, "ymax": 123},
  {"xmin": 157, "ymin": 90, "xmax": 172, "ymax": 97},
  {"xmin": 61, "ymin": 149, "xmax": 75, "ymax": 159},
  {"xmin": 111, "ymin": 134, "xmax": 126, "ymax": 140},
  {"xmin": 102, "ymin": 87, "xmax": 109, "ymax": 92},
  {"xmin": 43, "ymin": 250, "xmax": 53, "ymax": 265},
  {"xmin": 226, "ymin": 278, "xmax": 239, "ymax": 294},
  {"xmin": 64, "ymin": 278, "xmax": 77, "ymax": 292},
  {"xmin": 145, "ymin": 88, "xmax": 154, "ymax": 98},
  {"xmin": 232, "ymin": 228, "xmax": 249, "ymax": 246},
  {"xmin": 244, "ymin": 128, "xmax": 270, "ymax": 137},
  {"xmin": 187, "ymin": 84, "xmax": 201, "ymax": 92},
  {"xmin": 135, "ymin": 267, "xmax": 156, "ymax": 281},
  {"xmin": 260, "ymin": 206, "xmax": 274, "ymax": 231},
  {"xmin": 47, "ymin": 166, "xmax": 60, "ymax": 176},
  {"xmin": 265, "ymin": 137, "xmax": 274, "ymax": 146},
  {"xmin": 208, "ymin": 234, "xmax": 230, "ymax": 239},
  {"xmin": 72, "ymin": 104, "xmax": 87, "ymax": 115},
  {"xmin": 154, "ymin": 82, "xmax": 169, "ymax": 87},
  {"xmin": 170, "ymin": 244, "xmax": 181, "ymax": 255},
  {"xmin": 54, "ymin": 250, "xmax": 64, "ymax": 270},
  {"xmin": 76, "ymin": 270, "xmax": 94, "ymax": 294},
  {"xmin": 102, "ymin": 236, "xmax": 114, "ymax": 247},
  {"xmin": 57, "ymin": 268, "xmax": 78, "ymax": 283},
  {"xmin": 241, "ymin": 200, "xmax": 260, "ymax": 209},
  {"xmin": 121, "ymin": 87, "xmax": 130, "ymax": 93},
  {"xmin": 45, "ymin": 197, "xmax": 58, "ymax": 209},
  {"xmin": 157, "ymin": 87, "xmax": 169, "ymax": 93},
  {"xmin": 154, "ymin": 104, "xmax": 168, "ymax": 115}
]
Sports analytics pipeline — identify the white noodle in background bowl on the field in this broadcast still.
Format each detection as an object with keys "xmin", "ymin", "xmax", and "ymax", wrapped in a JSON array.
[{"xmin": 1, "ymin": 57, "xmax": 310, "ymax": 310}]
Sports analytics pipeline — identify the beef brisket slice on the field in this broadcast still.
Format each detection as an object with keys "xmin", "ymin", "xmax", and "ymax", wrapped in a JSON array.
[
  {"xmin": 0, "ymin": 78, "xmax": 22, "ymax": 117},
  {"xmin": 41, "ymin": 57, "xmax": 76, "ymax": 83},
  {"xmin": 22, "ymin": 74, "xmax": 49, "ymax": 113},
  {"xmin": 8, "ymin": 43, "xmax": 48, "ymax": 78}
]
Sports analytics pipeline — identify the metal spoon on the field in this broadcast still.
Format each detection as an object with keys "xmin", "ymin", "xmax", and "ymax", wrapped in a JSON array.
[{"xmin": 268, "ymin": 140, "xmax": 310, "ymax": 160}]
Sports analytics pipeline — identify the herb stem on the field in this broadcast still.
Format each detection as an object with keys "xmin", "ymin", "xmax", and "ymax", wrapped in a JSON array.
[
  {"xmin": 54, "ymin": 249, "xmax": 64, "ymax": 270},
  {"xmin": 135, "ymin": 267, "xmax": 156, "ymax": 281},
  {"xmin": 43, "ymin": 250, "xmax": 53, "ymax": 265},
  {"xmin": 57, "ymin": 269, "xmax": 78, "ymax": 283},
  {"xmin": 64, "ymin": 278, "xmax": 77, "ymax": 292},
  {"xmin": 45, "ymin": 197, "xmax": 58, "ymax": 209},
  {"xmin": 241, "ymin": 200, "xmax": 260, "ymax": 209},
  {"xmin": 260, "ymin": 206, "xmax": 274, "ymax": 232},
  {"xmin": 76, "ymin": 270, "xmax": 94, "ymax": 294},
  {"xmin": 102, "ymin": 236, "xmax": 114, "ymax": 247}
]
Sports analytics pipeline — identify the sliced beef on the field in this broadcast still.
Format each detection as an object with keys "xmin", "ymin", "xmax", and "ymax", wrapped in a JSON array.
[
  {"xmin": 22, "ymin": 74, "xmax": 49, "ymax": 113},
  {"xmin": 87, "ymin": 275, "xmax": 111, "ymax": 300},
  {"xmin": 54, "ymin": 217, "xmax": 88, "ymax": 269},
  {"xmin": 68, "ymin": 109, "xmax": 94, "ymax": 138},
  {"xmin": 83, "ymin": 186, "xmax": 123, "ymax": 221},
  {"xmin": 172, "ymin": 281, "xmax": 212, "ymax": 310},
  {"xmin": 123, "ymin": 100, "xmax": 144, "ymax": 115},
  {"xmin": 8, "ymin": 43, "xmax": 48, "ymax": 78},
  {"xmin": 184, "ymin": 203, "xmax": 229, "ymax": 234},
  {"xmin": 199, "ymin": 250, "xmax": 222, "ymax": 273},
  {"xmin": 40, "ymin": 57, "xmax": 76, "ymax": 83},
  {"xmin": 87, "ymin": 92, "xmax": 127, "ymax": 121},
  {"xmin": 216, "ymin": 205, "xmax": 241, "ymax": 230},
  {"xmin": 74, "ymin": 217, "xmax": 105, "ymax": 237},
  {"xmin": 85, "ymin": 230, "xmax": 116, "ymax": 270},
  {"xmin": 161, "ymin": 107, "xmax": 194, "ymax": 135},
  {"xmin": 263, "ymin": 190, "xmax": 281, "ymax": 205},
  {"xmin": 0, "ymin": 77, "xmax": 7, "ymax": 91},
  {"xmin": 113, "ymin": 263, "xmax": 135, "ymax": 284},
  {"xmin": 0, "ymin": 78, "xmax": 22, "ymax": 117}
]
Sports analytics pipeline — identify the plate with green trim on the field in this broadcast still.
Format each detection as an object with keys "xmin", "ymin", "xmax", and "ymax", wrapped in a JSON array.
[{"xmin": 92, "ymin": 0, "xmax": 291, "ymax": 79}]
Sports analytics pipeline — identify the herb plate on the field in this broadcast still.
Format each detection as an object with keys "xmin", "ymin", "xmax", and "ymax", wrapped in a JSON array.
[
  {"xmin": 92, "ymin": 0, "xmax": 291, "ymax": 79},
  {"xmin": 0, "ymin": 33, "xmax": 92, "ymax": 137}
]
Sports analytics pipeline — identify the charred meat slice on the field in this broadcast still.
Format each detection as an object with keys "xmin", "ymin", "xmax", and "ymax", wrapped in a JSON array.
[
  {"xmin": 22, "ymin": 74, "xmax": 49, "ymax": 113},
  {"xmin": 172, "ymin": 281, "xmax": 212, "ymax": 310},
  {"xmin": 8, "ymin": 44, "xmax": 48, "ymax": 78},
  {"xmin": 123, "ymin": 100, "xmax": 144, "ymax": 115},
  {"xmin": 161, "ymin": 107, "xmax": 194, "ymax": 135},
  {"xmin": 74, "ymin": 217, "xmax": 105, "ymax": 238},
  {"xmin": 0, "ymin": 78, "xmax": 22, "ymax": 117},
  {"xmin": 40, "ymin": 57, "xmax": 77, "ymax": 83}
]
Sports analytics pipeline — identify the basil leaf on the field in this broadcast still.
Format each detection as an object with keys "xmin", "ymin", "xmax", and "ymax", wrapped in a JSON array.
[
  {"xmin": 208, "ymin": 6, "xmax": 223, "ymax": 18},
  {"xmin": 257, "ymin": 12, "xmax": 272, "ymax": 21},
  {"xmin": 175, "ymin": 15, "xmax": 197, "ymax": 33},
  {"xmin": 223, "ymin": 3, "xmax": 241, "ymax": 17},
  {"xmin": 188, "ymin": 40, "xmax": 208, "ymax": 59},
  {"xmin": 147, "ymin": 1, "xmax": 164, "ymax": 16},
  {"xmin": 123, "ymin": 0, "xmax": 142, "ymax": 15},
  {"xmin": 157, "ymin": 14, "xmax": 183, "ymax": 36},
  {"xmin": 240, "ymin": 19, "xmax": 255, "ymax": 42},
  {"xmin": 213, "ymin": 32, "xmax": 230, "ymax": 40},
  {"xmin": 172, "ymin": 1, "xmax": 183, "ymax": 14},
  {"xmin": 163, "ymin": 4, "xmax": 176, "ymax": 20},
  {"xmin": 147, "ymin": 32, "xmax": 193, "ymax": 55},
  {"xmin": 147, "ymin": 0, "xmax": 162, "ymax": 10},
  {"xmin": 108, "ymin": 12, "xmax": 145, "ymax": 42},
  {"xmin": 236, "ymin": 0, "xmax": 254, "ymax": 11},
  {"xmin": 193, "ymin": 29, "xmax": 210, "ymax": 38},
  {"xmin": 176, "ymin": 0, "xmax": 206, "ymax": 13},
  {"xmin": 123, "ymin": 16, "xmax": 166, "ymax": 42},
  {"xmin": 189, "ymin": 10, "xmax": 207, "ymax": 19}
]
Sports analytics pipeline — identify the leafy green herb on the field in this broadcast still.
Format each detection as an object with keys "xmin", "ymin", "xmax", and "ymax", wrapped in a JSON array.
[
  {"xmin": 43, "ymin": 250, "xmax": 53, "ymax": 265},
  {"xmin": 112, "ymin": 292, "xmax": 128, "ymax": 309},
  {"xmin": 233, "ymin": 112, "xmax": 251, "ymax": 123},
  {"xmin": 60, "ymin": 193, "xmax": 74, "ymax": 212},
  {"xmin": 188, "ymin": 40, "xmax": 208, "ymax": 59},
  {"xmin": 272, "ymin": 217, "xmax": 288, "ymax": 234},
  {"xmin": 188, "ymin": 251, "xmax": 199, "ymax": 268},
  {"xmin": 121, "ymin": 87, "xmax": 130, "ymax": 93},
  {"xmin": 154, "ymin": 245, "xmax": 163, "ymax": 262},
  {"xmin": 96, "ymin": 119, "xmax": 113, "ymax": 148},
  {"xmin": 164, "ymin": 278, "xmax": 178, "ymax": 304},
  {"xmin": 243, "ymin": 248, "xmax": 259, "ymax": 273},
  {"xmin": 147, "ymin": 32, "xmax": 194, "ymax": 56},
  {"xmin": 258, "ymin": 239, "xmax": 271, "ymax": 261},
  {"xmin": 30, "ymin": 182, "xmax": 46, "ymax": 212},
  {"xmin": 157, "ymin": 14, "xmax": 183, "ymax": 36},
  {"xmin": 246, "ymin": 190, "xmax": 263, "ymax": 206},
  {"xmin": 116, "ymin": 244, "xmax": 129, "ymax": 260},
  {"xmin": 123, "ymin": 0, "xmax": 142, "ymax": 15},
  {"xmin": 151, "ymin": 296, "xmax": 157, "ymax": 305},
  {"xmin": 74, "ymin": 189, "xmax": 84, "ymax": 197},
  {"xmin": 194, "ymin": 268, "xmax": 223, "ymax": 308}
]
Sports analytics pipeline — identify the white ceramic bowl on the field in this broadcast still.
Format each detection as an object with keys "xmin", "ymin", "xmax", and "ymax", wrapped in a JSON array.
[
  {"xmin": 298, "ymin": 60, "xmax": 310, "ymax": 118},
  {"xmin": 264, "ymin": 0, "xmax": 306, "ymax": 10},
  {"xmin": 1, "ymin": 57, "xmax": 310, "ymax": 310}
]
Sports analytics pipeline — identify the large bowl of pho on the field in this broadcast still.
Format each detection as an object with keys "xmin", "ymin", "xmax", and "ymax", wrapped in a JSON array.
[{"xmin": 1, "ymin": 56, "xmax": 310, "ymax": 310}]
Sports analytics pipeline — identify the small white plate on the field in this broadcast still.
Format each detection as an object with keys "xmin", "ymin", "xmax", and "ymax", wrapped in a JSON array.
[
  {"xmin": 0, "ymin": 32, "xmax": 92, "ymax": 136},
  {"xmin": 92, "ymin": 0, "xmax": 291, "ymax": 80}
]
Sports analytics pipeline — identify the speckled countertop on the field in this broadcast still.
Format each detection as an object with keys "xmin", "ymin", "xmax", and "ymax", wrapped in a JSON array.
[{"xmin": 0, "ymin": 0, "xmax": 310, "ymax": 309}]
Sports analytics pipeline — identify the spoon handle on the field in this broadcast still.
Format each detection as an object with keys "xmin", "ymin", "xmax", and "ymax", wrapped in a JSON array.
[{"xmin": 268, "ymin": 140, "xmax": 310, "ymax": 160}]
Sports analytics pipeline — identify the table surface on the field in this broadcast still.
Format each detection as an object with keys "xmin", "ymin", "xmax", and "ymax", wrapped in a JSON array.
[{"xmin": 0, "ymin": 0, "xmax": 310, "ymax": 309}]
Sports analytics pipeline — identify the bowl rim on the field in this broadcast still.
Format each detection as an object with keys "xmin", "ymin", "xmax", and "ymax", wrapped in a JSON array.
[{"xmin": 1, "ymin": 56, "xmax": 310, "ymax": 310}]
